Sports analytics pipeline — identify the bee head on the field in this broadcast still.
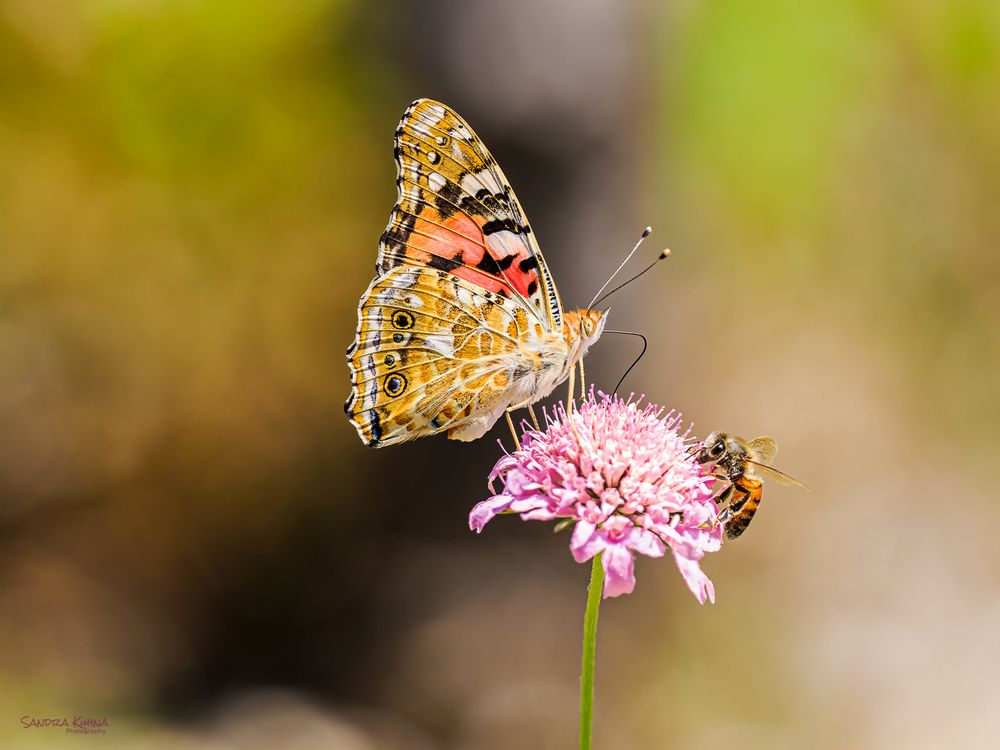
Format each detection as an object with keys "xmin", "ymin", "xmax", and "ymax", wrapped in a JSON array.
[{"xmin": 696, "ymin": 431, "xmax": 729, "ymax": 464}]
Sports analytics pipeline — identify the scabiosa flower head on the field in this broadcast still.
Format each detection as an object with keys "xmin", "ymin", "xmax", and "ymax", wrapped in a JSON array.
[{"xmin": 470, "ymin": 392, "xmax": 722, "ymax": 601}]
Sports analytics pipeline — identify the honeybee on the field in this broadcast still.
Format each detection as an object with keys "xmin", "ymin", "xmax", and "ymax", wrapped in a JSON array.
[{"xmin": 695, "ymin": 432, "xmax": 805, "ymax": 539}]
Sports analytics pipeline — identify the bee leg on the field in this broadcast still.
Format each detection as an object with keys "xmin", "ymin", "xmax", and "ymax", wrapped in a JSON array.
[
  {"xmin": 715, "ymin": 484, "xmax": 751, "ymax": 532},
  {"xmin": 714, "ymin": 481, "xmax": 735, "ymax": 505},
  {"xmin": 726, "ymin": 493, "xmax": 751, "ymax": 517},
  {"xmin": 712, "ymin": 483, "xmax": 736, "ymax": 529}
]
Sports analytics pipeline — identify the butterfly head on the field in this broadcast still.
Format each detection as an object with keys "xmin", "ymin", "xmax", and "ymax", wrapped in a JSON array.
[{"xmin": 564, "ymin": 308, "xmax": 608, "ymax": 357}]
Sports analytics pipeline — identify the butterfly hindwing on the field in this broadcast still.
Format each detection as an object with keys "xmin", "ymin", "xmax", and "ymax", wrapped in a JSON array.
[
  {"xmin": 346, "ymin": 266, "xmax": 549, "ymax": 447},
  {"xmin": 377, "ymin": 99, "xmax": 563, "ymax": 330}
]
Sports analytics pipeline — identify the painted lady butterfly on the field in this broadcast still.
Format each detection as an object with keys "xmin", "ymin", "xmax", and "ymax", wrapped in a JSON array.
[{"xmin": 346, "ymin": 100, "xmax": 607, "ymax": 447}]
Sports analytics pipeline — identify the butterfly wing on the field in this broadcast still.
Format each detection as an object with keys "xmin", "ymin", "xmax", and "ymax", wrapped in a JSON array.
[
  {"xmin": 346, "ymin": 266, "xmax": 552, "ymax": 447},
  {"xmin": 377, "ymin": 99, "xmax": 563, "ymax": 330},
  {"xmin": 346, "ymin": 100, "xmax": 571, "ymax": 447}
]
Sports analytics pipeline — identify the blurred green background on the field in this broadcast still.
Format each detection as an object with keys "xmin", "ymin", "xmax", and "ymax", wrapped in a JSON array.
[{"xmin": 1, "ymin": 1, "xmax": 998, "ymax": 748}]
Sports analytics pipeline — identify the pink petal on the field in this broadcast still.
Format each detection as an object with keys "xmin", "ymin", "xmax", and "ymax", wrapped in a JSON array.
[
  {"xmin": 487, "ymin": 455, "xmax": 518, "ymax": 490},
  {"xmin": 469, "ymin": 495, "xmax": 514, "ymax": 532},
  {"xmin": 625, "ymin": 526, "xmax": 666, "ymax": 558},
  {"xmin": 672, "ymin": 551, "xmax": 715, "ymax": 604},
  {"xmin": 570, "ymin": 521, "xmax": 603, "ymax": 563},
  {"xmin": 602, "ymin": 545, "xmax": 636, "ymax": 598},
  {"xmin": 520, "ymin": 506, "xmax": 560, "ymax": 521}
]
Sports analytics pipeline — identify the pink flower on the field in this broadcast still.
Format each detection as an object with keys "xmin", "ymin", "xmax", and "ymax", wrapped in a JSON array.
[{"xmin": 470, "ymin": 392, "xmax": 722, "ymax": 602}]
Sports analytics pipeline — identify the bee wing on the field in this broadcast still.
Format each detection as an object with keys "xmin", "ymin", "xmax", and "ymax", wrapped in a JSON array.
[
  {"xmin": 746, "ymin": 436, "xmax": 778, "ymax": 464},
  {"xmin": 746, "ymin": 459, "xmax": 807, "ymax": 489}
]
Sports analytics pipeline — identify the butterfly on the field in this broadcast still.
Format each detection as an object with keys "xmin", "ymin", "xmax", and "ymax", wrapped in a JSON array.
[{"xmin": 345, "ymin": 99, "xmax": 608, "ymax": 447}]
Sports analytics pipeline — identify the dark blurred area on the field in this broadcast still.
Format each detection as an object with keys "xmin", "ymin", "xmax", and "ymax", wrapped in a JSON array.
[{"xmin": 1, "ymin": 1, "xmax": 998, "ymax": 748}]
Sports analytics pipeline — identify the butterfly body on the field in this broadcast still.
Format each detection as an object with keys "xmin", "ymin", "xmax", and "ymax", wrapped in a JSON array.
[{"xmin": 346, "ymin": 99, "xmax": 607, "ymax": 447}]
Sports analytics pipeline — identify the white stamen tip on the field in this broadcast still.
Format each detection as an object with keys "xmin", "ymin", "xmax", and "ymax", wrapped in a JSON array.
[
  {"xmin": 660, "ymin": 248, "xmax": 671, "ymax": 258},
  {"xmin": 641, "ymin": 226, "xmax": 652, "ymax": 238}
]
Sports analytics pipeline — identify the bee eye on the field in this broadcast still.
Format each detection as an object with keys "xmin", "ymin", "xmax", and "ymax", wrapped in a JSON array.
[{"xmin": 710, "ymin": 442, "xmax": 725, "ymax": 457}]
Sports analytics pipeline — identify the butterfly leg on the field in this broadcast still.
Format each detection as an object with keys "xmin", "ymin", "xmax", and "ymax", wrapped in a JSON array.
[
  {"xmin": 578, "ymin": 358, "xmax": 587, "ymax": 400},
  {"xmin": 563, "ymin": 362, "xmax": 586, "ymax": 444},
  {"xmin": 505, "ymin": 409, "xmax": 521, "ymax": 451},
  {"xmin": 566, "ymin": 359, "xmax": 576, "ymax": 413},
  {"xmin": 527, "ymin": 404, "xmax": 541, "ymax": 431}
]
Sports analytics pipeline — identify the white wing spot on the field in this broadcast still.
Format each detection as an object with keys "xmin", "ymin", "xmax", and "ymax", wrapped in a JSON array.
[
  {"xmin": 428, "ymin": 172, "xmax": 446, "ymax": 192},
  {"xmin": 424, "ymin": 334, "xmax": 454, "ymax": 358},
  {"xmin": 462, "ymin": 169, "xmax": 502, "ymax": 196}
]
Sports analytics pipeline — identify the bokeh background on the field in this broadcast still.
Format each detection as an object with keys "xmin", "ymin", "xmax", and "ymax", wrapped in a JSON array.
[{"xmin": 2, "ymin": 1, "xmax": 999, "ymax": 748}]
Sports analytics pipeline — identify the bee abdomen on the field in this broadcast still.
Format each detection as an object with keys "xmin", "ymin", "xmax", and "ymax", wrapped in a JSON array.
[
  {"xmin": 722, "ymin": 478, "xmax": 763, "ymax": 540},
  {"xmin": 724, "ymin": 513, "xmax": 754, "ymax": 539}
]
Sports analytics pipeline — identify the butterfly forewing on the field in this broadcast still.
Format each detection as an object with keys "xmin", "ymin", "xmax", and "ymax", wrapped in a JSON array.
[{"xmin": 377, "ymin": 99, "xmax": 562, "ymax": 329}]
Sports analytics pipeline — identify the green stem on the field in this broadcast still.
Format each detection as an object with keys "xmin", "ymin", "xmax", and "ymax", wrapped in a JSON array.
[{"xmin": 579, "ymin": 553, "xmax": 604, "ymax": 750}]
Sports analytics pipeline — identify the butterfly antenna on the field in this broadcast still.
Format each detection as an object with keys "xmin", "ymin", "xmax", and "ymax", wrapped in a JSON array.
[
  {"xmin": 604, "ymin": 330, "xmax": 648, "ymax": 394},
  {"xmin": 593, "ymin": 248, "xmax": 671, "ymax": 307},
  {"xmin": 587, "ymin": 226, "xmax": 652, "ymax": 309}
]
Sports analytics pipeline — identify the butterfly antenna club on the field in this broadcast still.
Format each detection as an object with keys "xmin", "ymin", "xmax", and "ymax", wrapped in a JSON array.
[{"xmin": 587, "ymin": 226, "xmax": 652, "ymax": 309}]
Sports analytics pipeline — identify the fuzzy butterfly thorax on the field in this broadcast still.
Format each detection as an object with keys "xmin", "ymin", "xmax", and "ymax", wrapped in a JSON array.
[{"xmin": 345, "ymin": 100, "xmax": 609, "ymax": 448}]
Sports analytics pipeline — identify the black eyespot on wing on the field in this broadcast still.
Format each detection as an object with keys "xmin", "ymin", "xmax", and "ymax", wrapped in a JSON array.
[
  {"xmin": 383, "ymin": 373, "xmax": 408, "ymax": 397},
  {"xmin": 393, "ymin": 333, "xmax": 404, "ymax": 343},
  {"xmin": 391, "ymin": 311, "xmax": 415, "ymax": 329},
  {"xmin": 527, "ymin": 280, "xmax": 538, "ymax": 296}
]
